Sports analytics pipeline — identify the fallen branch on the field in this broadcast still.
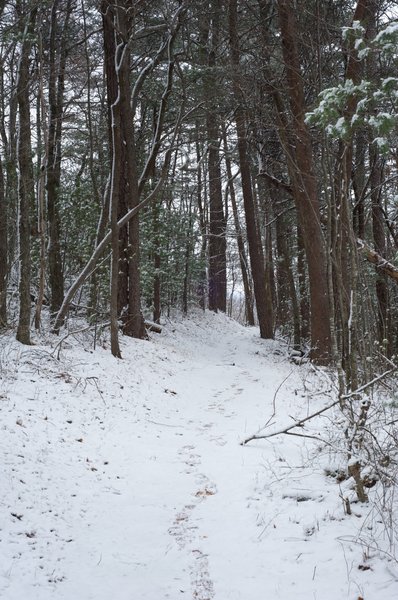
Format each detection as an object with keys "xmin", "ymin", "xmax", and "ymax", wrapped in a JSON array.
[
  {"xmin": 357, "ymin": 238, "xmax": 398, "ymax": 283},
  {"xmin": 241, "ymin": 366, "xmax": 397, "ymax": 445},
  {"xmin": 241, "ymin": 397, "xmax": 341, "ymax": 445},
  {"xmin": 257, "ymin": 170, "xmax": 293, "ymax": 195},
  {"xmin": 53, "ymin": 321, "xmax": 111, "ymax": 360}
]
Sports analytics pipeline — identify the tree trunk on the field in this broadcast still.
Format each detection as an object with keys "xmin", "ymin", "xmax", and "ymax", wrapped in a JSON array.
[
  {"xmin": 203, "ymin": 2, "xmax": 227, "ymax": 313},
  {"xmin": 273, "ymin": 194, "xmax": 301, "ymax": 348},
  {"xmin": 16, "ymin": 6, "xmax": 37, "ymax": 344},
  {"xmin": 367, "ymin": 0, "xmax": 389, "ymax": 346},
  {"xmin": 102, "ymin": 0, "xmax": 122, "ymax": 357},
  {"xmin": 229, "ymin": 0, "xmax": 273, "ymax": 339},
  {"xmin": 153, "ymin": 200, "xmax": 162, "ymax": 323},
  {"xmin": 277, "ymin": 0, "xmax": 331, "ymax": 364},
  {"xmin": 47, "ymin": 0, "xmax": 72, "ymax": 318},
  {"xmin": 119, "ymin": 2, "xmax": 145, "ymax": 339},
  {"xmin": 370, "ymin": 145, "xmax": 388, "ymax": 343},
  {"xmin": 0, "ymin": 156, "xmax": 6, "ymax": 327},
  {"xmin": 195, "ymin": 128, "xmax": 207, "ymax": 310},
  {"xmin": 222, "ymin": 126, "xmax": 255, "ymax": 326}
]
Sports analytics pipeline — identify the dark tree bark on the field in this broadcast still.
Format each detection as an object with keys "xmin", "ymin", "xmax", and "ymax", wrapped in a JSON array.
[
  {"xmin": 229, "ymin": 0, "xmax": 273, "ymax": 339},
  {"xmin": 102, "ymin": 0, "xmax": 123, "ymax": 358},
  {"xmin": 273, "ymin": 195, "xmax": 301, "ymax": 348},
  {"xmin": 200, "ymin": 1, "xmax": 227, "ymax": 313},
  {"xmin": 277, "ymin": 0, "xmax": 331, "ymax": 364},
  {"xmin": 118, "ymin": 2, "xmax": 146, "ymax": 339},
  {"xmin": 367, "ymin": 0, "xmax": 389, "ymax": 345},
  {"xmin": 195, "ymin": 125, "xmax": 208, "ymax": 310},
  {"xmin": 296, "ymin": 224, "xmax": 310, "ymax": 340},
  {"xmin": 1, "ymin": 49, "xmax": 18, "ymax": 292},
  {"xmin": 182, "ymin": 200, "xmax": 194, "ymax": 316},
  {"xmin": 101, "ymin": 0, "xmax": 146, "ymax": 340},
  {"xmin": 16, "ymin": 6, "xmax": 37, "ymax": 344},
  {"xmin": 46, "ymin": 0, "xmax": 73, "ymax": 318},
  {"xmin": 0, "ymin": 156, "xmax": 6, "ymax": 326},
  {"xmin": 352, "ymin": 129, "xmax": 367, "ymax": 238},
  {"xmin": 222, "ymin": 125, "xmax": 254, "ymax": 326},
  {"xmin": 152, "ymin": 200, "xmax": 162, "ymax": 323}
]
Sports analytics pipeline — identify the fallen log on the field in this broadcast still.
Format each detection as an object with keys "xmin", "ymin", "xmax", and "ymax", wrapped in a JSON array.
[{"xmin": 144, "ymin": 320, "xmax": 162, "ymax": 334}]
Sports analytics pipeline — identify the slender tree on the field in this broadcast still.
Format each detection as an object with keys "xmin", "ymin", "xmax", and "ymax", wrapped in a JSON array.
[
  {"xmin": 16, "ymin": 4, "xmax": 37, "ymax": 344},
  {"xmin": 0, "ymin": 155, "xmax": 6, "ymax": 326},
  {"xmin": 229, "ymin": 0, "xmax": 273, "ymax": 339},
  {"xmin": 276, "ymin": 0, "xmax": 332, "ymax": 364}
]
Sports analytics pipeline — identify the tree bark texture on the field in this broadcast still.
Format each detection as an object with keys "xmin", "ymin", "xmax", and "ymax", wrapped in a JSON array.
[
  {"xmin": 102, "ymin": 0, "xmax": 146, "ymax": 339},
  {"xmin": 0, "ymin": 156, "xmax": 7, "ymax": 326},
  {"xmin": 47, "ymin": 0, "xmax": 72, "ymax": 317},
  {"xmin": 277, "ymin": 0, "xmax": 331, "ymax": 364},
  {"xmin": 229, "ymin": 0, "xmax": 273, "ymax": 339},
  {"xmin": 201, "ymin": 2, "xmax": 227, "ymax": 313},
  {"xmin": 16, "ymin": 6, "xmax": 37, "ymax": 344}
]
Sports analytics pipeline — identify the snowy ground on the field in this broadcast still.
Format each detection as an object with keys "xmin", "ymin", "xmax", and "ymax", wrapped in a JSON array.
[{"xmin": 1, "ymin": 311, "xmax": 397, "ymax": 600}]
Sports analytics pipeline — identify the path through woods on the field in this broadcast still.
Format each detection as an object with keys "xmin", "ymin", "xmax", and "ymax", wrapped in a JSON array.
[{"xmin": 0, "ymin": 313, "xmax": 396, "ymax": 599}]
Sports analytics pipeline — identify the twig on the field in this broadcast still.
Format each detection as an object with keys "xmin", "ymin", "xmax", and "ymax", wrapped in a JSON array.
[
  {"xmin": 340, "ymin": 367, "xmax": 397, "ymax": 401},
  {"xmin": 249, "ymin": 371, "xmax": 294, "ymax": 437},
  {"xmin": 241, "ymin": 398, "xmax": 341, "ymax": 445}
]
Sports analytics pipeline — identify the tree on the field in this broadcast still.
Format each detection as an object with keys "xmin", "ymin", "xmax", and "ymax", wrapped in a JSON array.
[
  {"xmin": 16, "ymin": 3, "xmax": 37, "ymax": 345},
  {"xmin": 199, "ymin": 1, "xmax": 227, "ymax": 313},
  {"xmin": 0, "ymin": 155, "xmax": 6, "ymax": 327},
  {"xmin": 275, "ymin": 0, "xmax": 332, "ymax": 364},
  {"xmin": 46, "ymin": 0, "xmax": 74, "ymax": 318},
  {"xmin": 228, "ymin": 0, "xmax": 273, "ymax": 339}
]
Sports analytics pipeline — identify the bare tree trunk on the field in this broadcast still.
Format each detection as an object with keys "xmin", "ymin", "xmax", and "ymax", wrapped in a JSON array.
[
  {"xmin": 370, "ymin": 145, "xmax": 388, "ymax": 342},
  {"xmin": 153, "ymin": 199, "xmax": 162, "ymax": 323},
  {"xmin": 222, "ymin": 126, "xmax": 255, "ymax": 326},
  {"xmin": 16, "ymin": 6, "xmax": 37, "ymax": 344},
  {"xmin": 367, "ymin": 0, "xmax": 389, "ymax": 347},
  {"xmin": 182, "ymin": 198, "xmax": 194, "ymax": 316},
  {"xmin": 0, "ymin": 156, "xmax": 6, "ymax": 326},
  {"xmin": 35, "ymin": 29, "xmax": 48, "ymax": 331},
  {"xmin": 277, "ymin": 0, "xmax": 331, "ymax": 364},
  {"xmin": 352, "ymin": 129, "xmax": 366, "ymax": 238},
  {"xmin": 229, "ymin": 0, "xmax": 273, "ymax": 339},
  {"xmin": 256, "ymin": 177, "xmax": 275, "ymax": 332},
  {"xmin": 102, "ymin": 0, "xmax": 123, "ymax": 357},
  {"xmin": 334, "ymin": 0, "xmax": 375, "ymax": 385},
  {"xmin": 118, "ymin": 1, "xmax": 146, "ymax": 339},
  {"xmin": 273, "ymin": 195, "xmax": 301, "ymax": 348},
  {"xmin": 110, "ymin": 84, "xmax": 122, "ymax": 359},
  {"xmin": 296, "ymin": 224, "xmax": 310, "ymax": 340},
  {"xmin": 201, "ymin": 2, "xmax": 227, "ymax": 313},
  {"xmin": 195, "ymin": 128, "xmax": 207, "ymax": 310},
  {"xmin": 2, "ymin": 51, "xmax": 18, "ymax": 296},
  {"xmin": 47, "ymin": 0, "xmax": 72, "ymax": 318}
]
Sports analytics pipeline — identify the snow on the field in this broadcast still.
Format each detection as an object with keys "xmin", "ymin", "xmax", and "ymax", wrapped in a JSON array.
[
  {"xmin": 1, "ymin": 312, "xmax": 397, "ymax": 599},
  {"xmin": 374, "ymin": 22, "xmax": 398, "ymax": 45}
]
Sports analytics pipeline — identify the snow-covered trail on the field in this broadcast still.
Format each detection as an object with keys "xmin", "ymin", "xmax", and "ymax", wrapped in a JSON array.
[{"xmin": 1, "ymin": 313, "xmax": 396, "ymax": 599}]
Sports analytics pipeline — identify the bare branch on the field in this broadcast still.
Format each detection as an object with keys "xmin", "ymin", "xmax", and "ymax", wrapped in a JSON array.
[{"xmin": 241, "ymin": 366, "xmax": 397, "ymax": 445}]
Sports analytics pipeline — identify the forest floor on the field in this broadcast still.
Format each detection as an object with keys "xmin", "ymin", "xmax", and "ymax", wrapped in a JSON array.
[{"xmin": 0, "ymin": 311, "xmax": 397, "ymax": 600}]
